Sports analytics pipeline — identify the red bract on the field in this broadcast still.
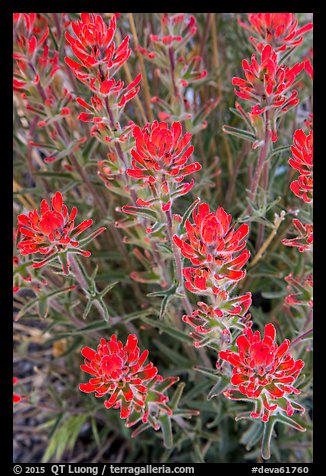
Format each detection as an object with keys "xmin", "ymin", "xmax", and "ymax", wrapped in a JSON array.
[
  {"xmin": 239, "ymin": 13, "xmax": 313, "ymax": 52},
  {"xmin": 17, "ymin": 192, "xmax": 105, "ymax": 274},
  {"xmin": 220, "ymin": 324, "xmax": 305, "ymax": 423},
  {"xmin": 182, "ymin": 296, "xmax": 252, "ymax": 348},
  {"xmin": 232, "ymin": 44, "xmax": 304, "ymax": 141},
  {"xmin": 126, "ymin": 121, "xmax": 201, "ymax": 211},
  {"xmin": 79, "ymin": 334, "xmax": 158, "ymax": 420},
  {"xmin": 282, "ymin": 218, "xmax": 313, "ymax": 252},
  {"xmin": 289, "ymin": 129, "xmax": 313, "ymax": 203}
]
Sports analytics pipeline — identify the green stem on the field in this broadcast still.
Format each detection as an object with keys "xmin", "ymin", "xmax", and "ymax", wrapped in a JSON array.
[{"xmin": 247, "ymin": 110, "xmax": 271, "ymax": 215}]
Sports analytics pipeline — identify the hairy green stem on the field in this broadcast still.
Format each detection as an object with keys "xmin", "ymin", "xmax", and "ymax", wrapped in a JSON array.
[{"xmin": 247, "ymin": 110, "xmax": 271, "ymax": 215}]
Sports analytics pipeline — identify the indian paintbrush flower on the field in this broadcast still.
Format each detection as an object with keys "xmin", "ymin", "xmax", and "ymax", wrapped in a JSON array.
[
  {"xmin": 239, "ymin": 13, "xmax": 313, "ymax": 53},
  {"xmin": 173, "ymin": 202, "xmax": 250, "ymax": 293},
  {"xmin": 17, "ymin": 192, "xmax": 106, "ymax": 275},
  {"xmin": 65, "ymin": 13, "xmax": 139, "ymax": 101},
  {"xmin": 125, "ymin": 121, "xmax": 201, "ymax": 212},
  {"xmin": 65, "ymin": 14, "xmax": 130, "ymax": 74},
  {"xmin": 79, "ymin": 334, "xmax": 177, "ymax": 428},
  {"xmin": 232, "ymin": 44, "xmax": 304, "ymax": 141},
  {"xmin": 174, "ymin": 201, "xmax": 251, "ymax": 347},
  {"xmin": 219, "ymin": 323, "xmax": 305, "ymax": 423}
]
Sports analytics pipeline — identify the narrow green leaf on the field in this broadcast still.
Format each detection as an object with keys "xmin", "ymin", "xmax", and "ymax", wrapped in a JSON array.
[
  {"xmin": 261, "ymin": 418, "xmax": 277, "ymax": 460},
  {"xmin": 159, "ymin": 414, "xmax": 173, "ymax": 449}
]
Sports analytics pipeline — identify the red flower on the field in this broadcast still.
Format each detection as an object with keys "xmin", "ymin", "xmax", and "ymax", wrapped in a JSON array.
[
  {"xmin": 17, "ymin": 192, "xmax": 105, "ymax": 274},
  {"xmin": 239, "ymin": 13, "xmax": 313, "ymax": 52},
  {"xmin": 65, "ymin": 13, "xmax": 140, "ymax": 113},
  {"xmin": 13, "ymin": 377, "xmax": 23, "ymax": 404},
  {"xmin": 289, "ymin": 129, "xmax": 313, "ymax": 203},
  {"xmin": 79, "ymin": 334, "xmax": 158, "ymax": 420},
  {"xmin": 173, "ymin": 202, "xmax": 249, "ymax": 266},
  {"xmin": 125, "ymin": 121, "xmax": 201, "ymax": 211},
  {"xmin": 182, "ymin": 296, "xmax": 251, "ymax": 348},
  {"xmin": 13, "ymin": 13, "xmax": 49, "ymax": 60},
  {"xmin": 65, "ymin": 14, "xmax": 131, "ymax": 88},
  {"xmin": 13, "ymin": 13, "xmax": 59, "ymax": 91},
  {"xmin": 173, "ymin": 203, "xmax": 250, "ymax": 295},
  {"xmin": 220, "ymin": 324, "xmax": 305, "ymax": 423},
  {"xmin": 232, "ymin": 44, "xmax": 304, "ymax": 141},
  {"xmin": 282, "ymin": 218, "xmax": 313, "ymax": 252},
  {"xmin": 66, "ymin": 14, "xmax": 129, "ymax": 69}
]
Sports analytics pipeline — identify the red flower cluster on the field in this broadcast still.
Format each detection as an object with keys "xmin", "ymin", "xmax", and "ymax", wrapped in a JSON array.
[
  {"xmin": 65, "ymin": 13, "xmax": 141, "ymax": 127},
  {"xmin": 65, "ymin": 14, "xmax": 137, "ymax": 94},
  {"xmin": 220, "ymin": 324, "xmax": 305, "ymax": 423},
  {"xmin": 282, "ymin": 218, "xmax": 313, "ymax": 253},
  {"xmin": 65, "ymin": 14, "xmax": 130, "ymax": 75},
  {"xmin": 125, "ymin": 121, "xmax": 201, "ymax": 212},
  {"xmin": 289, "ymin": 128, "xmax": 313, "ymax": 203},
  {"xmin": 173, "ymin": 202, "xmax": 250, "ymax": 293},
  {"xmin": 173, "ymin": 202, "xmax": 251, "ymax": 347},
  {"xmin": 232, "ymin": 44, "xmax": 304, "ymax": 141},
  {"xmin": 80, "ymin": 334, "xmax": 177, "ymax": 430},
  {"xmin": 13, "ymin": 13, "xmax": 59, "ymax": 91},
  {"xmin": 17, "ymin": 192, "xmax": 105, "ymax": 274},
  {"xmin": 13, "ymin": 13, "xmax": 49, "ymax": 60},
  {"xmin": 239, "ymin": 13, "xmax": 313, "ymax": 52}
]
